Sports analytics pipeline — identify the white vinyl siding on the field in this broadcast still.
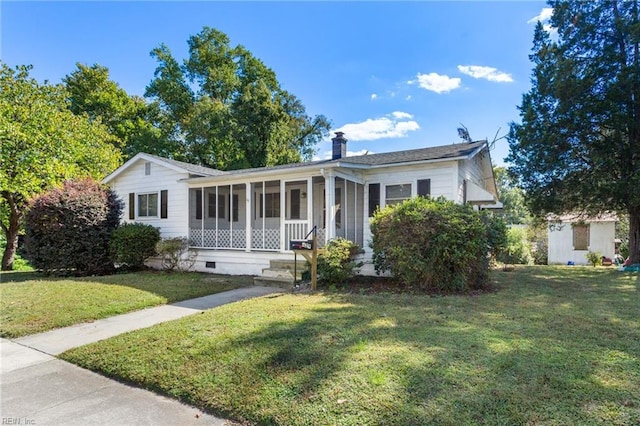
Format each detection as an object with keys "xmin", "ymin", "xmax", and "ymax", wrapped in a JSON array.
[{"xmin": 107, "ymin": 159, "xmax": 190, "ymax": 238}]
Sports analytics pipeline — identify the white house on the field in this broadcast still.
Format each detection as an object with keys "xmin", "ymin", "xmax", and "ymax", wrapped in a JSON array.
[
  {"xmin": 547, "ymin": 214, "xmax": 618, "ymax": 265},
  {"xmin": 103, "ymin": 133, "xmax": 500, "ymax": 278}
]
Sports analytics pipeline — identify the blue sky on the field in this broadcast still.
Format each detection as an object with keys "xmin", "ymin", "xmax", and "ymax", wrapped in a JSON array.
[{"xmin": 1, "ymin": 1, "xmax": 552, "ymax": 166}]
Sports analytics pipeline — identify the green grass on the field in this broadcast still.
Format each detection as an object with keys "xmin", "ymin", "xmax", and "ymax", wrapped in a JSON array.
[
  {"xmin": 60, "ymin": 266, "xmax": 639, "ymax": 425},
  {"xmin": 0, "ymin": 271, "xmax": 251, "ymax": 337}
]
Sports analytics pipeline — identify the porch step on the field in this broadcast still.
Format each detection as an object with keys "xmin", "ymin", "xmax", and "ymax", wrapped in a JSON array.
[
  {"xmin": 253, "ymin": 259, "xmax": 310, "ymax": 288},
  {"xmin": 269, "ymin": 259, "xmax": 309, "ymax": 272}
]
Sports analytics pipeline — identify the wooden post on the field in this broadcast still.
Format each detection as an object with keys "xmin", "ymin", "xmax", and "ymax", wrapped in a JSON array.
[{"xmin": 311, "ymin": 233, "xmax": 318, "ymax": 290}]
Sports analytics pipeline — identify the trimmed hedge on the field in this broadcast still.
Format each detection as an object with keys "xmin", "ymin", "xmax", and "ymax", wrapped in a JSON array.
[
  {"xmin": 24, "ymin": 179, "xmax": 123, "ymax": 276},
  {"xmin": 110, "ymin": 223, "xmax": 160, "ymax": 270},
  {"xmin": 370, "ymin": 197, "xmax": 506, "ymax": 293}
]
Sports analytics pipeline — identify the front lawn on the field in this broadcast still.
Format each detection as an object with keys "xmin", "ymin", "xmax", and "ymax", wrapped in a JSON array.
[
  {"xmin": 0, "ymin": 271, "xmax": 251, "ymax": 337},
  {"xmin": 61, "ymin": 266, "xmax": 639, "ymax": 425}
]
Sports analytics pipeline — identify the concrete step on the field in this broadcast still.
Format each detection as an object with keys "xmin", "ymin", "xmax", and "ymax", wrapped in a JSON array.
[
  {"xmin": 270, "ymin": 259, "xmax": 309, "ymax": 271},
  {"xmin": 253, "ymin": 275, "xmax": 295, "ymax": 288}
]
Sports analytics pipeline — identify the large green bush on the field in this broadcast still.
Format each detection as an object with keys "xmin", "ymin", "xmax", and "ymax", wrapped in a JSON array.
[
  {"xmin": 110, "ymin": 223, "xmax": 160, "ymax": 270},
  {"xmin": 24, "ymin": 179, "xmax": 123, "ymax": 276},
  {"xmin": 318, "ymin": 238, "xmax": 363, "ymax": 287},
  {"xmin": 370, "ymin": 197, "xmax": 505, "ymax": 292}
]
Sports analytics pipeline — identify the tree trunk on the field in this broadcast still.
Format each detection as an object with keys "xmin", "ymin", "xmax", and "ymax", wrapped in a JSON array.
[
  {"xmin": 1, "ymin": 192, "xmax": 24, "ymax": 271},
  {"xmin": 1, "ymin": 227, "xmax": 18, "ymax": 271},
  {"xmin": 629, "ymin": 205, "xmax": 640, "ymax": 265}
]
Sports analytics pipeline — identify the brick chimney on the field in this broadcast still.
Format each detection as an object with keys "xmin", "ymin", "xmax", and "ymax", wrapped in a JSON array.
[{"xmin": 332, "ymin": 132, "xmax": 347, "ymax": 160}]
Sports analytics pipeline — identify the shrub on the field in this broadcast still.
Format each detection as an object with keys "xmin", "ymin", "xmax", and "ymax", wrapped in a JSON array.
[
  {"xmin": 318, "ymin": 238, "xmax": 363, "ymax": 287},
  {"xmin": 156, "ymin": 237, "xmax": 196, "ymax": 272},
  {"xmin": 24, "ymin": 179, "xmax": 123, "ymax": 276},
  {"xmin": 370, "ymin": 197, "xmax": 504, "ymax": 293},
  {"xmin": 110, "ymin": 223, "xmax": 160, "ymax": 270},
  {"xmin": 586, "ymin": 251, "xmax": 602, "ymax": 267},
  {"xmin": 497, "ymin": 227, "xmax": 533, "ymax": 266}
]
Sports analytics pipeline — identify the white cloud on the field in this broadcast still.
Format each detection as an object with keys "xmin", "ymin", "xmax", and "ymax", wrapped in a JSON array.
[
  {"xmin": 527, "ymin": 7, "xmax": 553, "ymax": 24},
  {"xmin": 457, "ymin": 65, "xmax": 513, "ymax": 83},
  {"xmin": 391, "ymin": 111, "xmax": 413, "ymax": 119},
  {"xmin": 370, "ymin": 93, "xmax": 378, "ymax": 100},
  {"xmin": 410, "ymin": 72, "xmax": 461, "ymax": 94},
  {"xmin": 334, "ymin": 113, "xmax": 420, "ymax": 141},
  {"xmin": 405, "ymin": 95, "xmax": 412, "ymax": 101}
]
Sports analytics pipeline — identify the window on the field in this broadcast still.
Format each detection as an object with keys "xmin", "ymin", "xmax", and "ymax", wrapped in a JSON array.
[
  {"xmin": 573, "ymin": 224, "xmax": 590, "ymax": 250},
  {"xmin": 138, "ymin": 193, "xmax": 158, "ymax": 217},
  {"xmin": 417, "ymin": 179, "xmax": 431, "ymax": 197},
  {"xmin": 144, "ymin": 162, "xmax": 151, "ymax": 175},
  {"xmin": 290, "ymin": 189, "xmax": 301, "ymax": 219},
  {"xmin": 208, "ymin": 193, "xmax": 225, "ymax": 219},
  {"xmin": 260, "ymin": 192, "xmax": 280, "ymax": 218},
  {"xmin": 385, "ymin": 184, "xmax": 411, "ymax": 206},
  {"xmin": 368, "ymin": 183, "xmax": 380, "ymax": 217}
]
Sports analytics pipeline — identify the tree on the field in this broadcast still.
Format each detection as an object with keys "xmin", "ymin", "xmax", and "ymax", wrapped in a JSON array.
[
  {"xmin": 494, "ymin": 166, "xmax": 530, "ymax": 225},
  {"xmin": 0, "ymin": 63, "xmax": 121, "ymax": 270},
  {"xmin": 63, "ymin": 63, "xmax": 171, "ymax": 160},
  {"xmin": 507, "ymin": 1, "xmax": 640, "ymax": 264},
  {"xmin": 145, "ymin": 26, "xmax": 331, "ymax": 170}
]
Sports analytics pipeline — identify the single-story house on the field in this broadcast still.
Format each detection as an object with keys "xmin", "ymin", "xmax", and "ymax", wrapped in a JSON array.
[
  {"xmin": 103, "ymin": 133, "xmax": 500, "ymax": 278},
  {"xmin": 547, "ymin": 214, "xmax": 618, "ymax": 265}
]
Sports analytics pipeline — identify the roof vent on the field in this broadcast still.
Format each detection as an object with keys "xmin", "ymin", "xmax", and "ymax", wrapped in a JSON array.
[{"xmin": 332, "ymin": 132, "xmax": 347, "ymax": 160}]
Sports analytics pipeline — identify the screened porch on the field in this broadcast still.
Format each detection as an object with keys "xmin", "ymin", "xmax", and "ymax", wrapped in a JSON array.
[{"xmin": 188, "ymin": 175, "xmax": 365, "ymax": 252}]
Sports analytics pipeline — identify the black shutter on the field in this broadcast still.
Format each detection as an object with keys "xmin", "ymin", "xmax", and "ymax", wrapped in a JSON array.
[
  {"xmin": 417, "ymin": 179, "xmax": 431, "ymax": 197},
  {"xmin": 129, "ymin": 193, "xmax": 135, "ymax": 220},
  {"xmin": 195, "ymin": 190, "xmax": 202, "ymax": 220},
  {"xmin": 160, "ymin": 190, "xmax": 168, "ymax": 218},
  {"xmin": 368, "ymin": 183, "xmax": 380, "ymax": 217}
]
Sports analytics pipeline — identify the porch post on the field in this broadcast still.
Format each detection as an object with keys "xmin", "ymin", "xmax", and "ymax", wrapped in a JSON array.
[
  {"xmin": 325, "ymin": 170, "xmax": 336, "ymax": 243},
  {"xmin": 306, "ymin": 176, "xmax": 313, "ymax": 234},
  {"xmin": 245, "ymin": 184, "xmax": 251, "ymax": 252},
  {"xmin": 280, "ymin": 179, "xmax": 286, "ymax": 252}
]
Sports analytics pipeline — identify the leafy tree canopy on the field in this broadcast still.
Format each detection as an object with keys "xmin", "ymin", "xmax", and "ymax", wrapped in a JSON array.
[
  {"xmin": 494, "ymin": 166, "xmax": 530, "ymax": 225},
  {"xmin": 0, "ymin": 63, "xmax": 121, "ymax": 270},
  {"xmin": 507, "ymin": 0, "xmax": 640, "ymax": 263},
  {"xmin": 63, "ymin": 63, "xmax": 171, "ymax": 160},
  {"xmin": 145, "ymin": 26, "xmax": 331, "ymax": 170}
]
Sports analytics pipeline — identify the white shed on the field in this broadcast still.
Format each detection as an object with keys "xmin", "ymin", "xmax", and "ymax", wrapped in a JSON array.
[{"xmin": 547, "ymin": 214, "xmax": 617, "ymax": 265}]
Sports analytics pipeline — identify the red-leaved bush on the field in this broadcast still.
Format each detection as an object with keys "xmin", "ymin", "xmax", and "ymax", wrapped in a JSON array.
[{"xmin": 24, "ymin": 179, "xmax": 123, "ymax": 276}]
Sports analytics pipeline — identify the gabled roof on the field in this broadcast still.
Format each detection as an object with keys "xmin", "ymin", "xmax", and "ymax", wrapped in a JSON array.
[
  {"xmin": 102, "ymin": 152, "xmax": 223, "ymax": 184},
  {"xmin": 186, "ymin": 140, "xmax": 489, "ymax": 181},
  {"xmin": 335, "ymin": 140, "xmax": 487, "ymax": 166},
  {"xmin": 103, "ymin": 140, "xmax": 490, "ymax": 184}
]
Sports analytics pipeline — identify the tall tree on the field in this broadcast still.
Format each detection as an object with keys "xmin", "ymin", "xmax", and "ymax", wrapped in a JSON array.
[
  {"xmin": 494, "ymin": 166, "xmax": 530, "ymax": 225},
  {"xmin": 145, "ymin": 26, "xmax": 330, "ymax": 170},
  {"xmin": 507, "ymin": 1, "xmax": 640, "ymax": 263},
  {"xmin": 0, "ymin": 63, "xmax": 121, "ymax": 270},
  {"xmin": 63, "ymin": 63, "xmax": 171, "ymax": 160}
]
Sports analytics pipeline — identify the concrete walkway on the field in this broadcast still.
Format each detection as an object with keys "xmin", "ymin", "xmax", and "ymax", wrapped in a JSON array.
[{"xmin": 1, "ymin": 286, "xmax": 282, "ymax": 425}]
